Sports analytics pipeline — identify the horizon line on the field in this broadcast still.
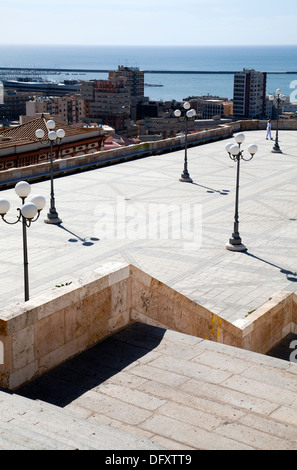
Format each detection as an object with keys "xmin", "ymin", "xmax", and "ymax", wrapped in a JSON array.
[{"xmin": 1, "ymin": 43, "xmax": 297, "ymax": 48}]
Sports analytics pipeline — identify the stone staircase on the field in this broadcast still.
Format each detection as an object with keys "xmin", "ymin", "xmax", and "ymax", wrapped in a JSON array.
[{"xmin": 0, "ymin": 389, "xmax": 162, "ymax": 450}]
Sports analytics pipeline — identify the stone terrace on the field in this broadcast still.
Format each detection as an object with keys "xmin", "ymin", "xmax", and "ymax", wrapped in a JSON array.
[
  {"xmin": 0, "ymin": 129, "xmax": 297, "ymax": 450},
  {"xmin": 0, "ymin": 130, "xmax": 297, "ymax": 324}
]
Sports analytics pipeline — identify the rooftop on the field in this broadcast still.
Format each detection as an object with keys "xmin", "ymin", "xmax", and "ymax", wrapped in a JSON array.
[{"xmin": 0, "ymin": 116, "xmax": 100, "ymax": 150}]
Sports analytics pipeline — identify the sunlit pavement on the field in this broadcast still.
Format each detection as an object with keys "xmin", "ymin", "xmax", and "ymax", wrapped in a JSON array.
[{"xmin": 1, "ymin": 130, "xmax": 297, "ymax": 324}]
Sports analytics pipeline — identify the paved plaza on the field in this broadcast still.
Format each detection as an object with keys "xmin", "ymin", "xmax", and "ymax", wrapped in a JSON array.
[{"xmin": 0, "ymin": 129, "xmax": 297, "ymax": 324}]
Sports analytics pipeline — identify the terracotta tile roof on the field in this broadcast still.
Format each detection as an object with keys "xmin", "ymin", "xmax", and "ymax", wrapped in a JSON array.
[{"xmin": 0, "ymin": 116, "xmax": 97, "ymax": 150}]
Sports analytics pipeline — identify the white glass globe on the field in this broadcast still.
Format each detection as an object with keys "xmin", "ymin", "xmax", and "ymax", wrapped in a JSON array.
[
  {"xmin": 183, "ymin": 102, "xmax": 191, "ymax": 110},
  {"xmin": 225, "ymin": 143, "xmax": 233, "ymax": 153},
  {"xmin": 21, "ymin": 202, "xmax": 38, "ymax": 220},
  {"xmin": 15, "ymin": 181, "xmax": 31, "ymax": 198},
  {"xmin": 56, "ymin": 128, "xmax": 65, "ymax": 139},
  {"xmin": 174, "ymin": 109, "xmax": 182, "ymax": 117},
  {"xmin": 30, "ymin": 194, "xmax": 46, "ymax": 211},
  {"xmin": 269, "ymin": 95, "xmax": 275, "ymax": 101},
  {"xmin": 276, "ymin": 89, "xmax": 282, "ymax": 96},
  {"xmin": 234, "ymin": 133, "xmax": 245, "ymax": 144},
  {"xmin": 48, "ymin": 131, "xmax": 57, "ymax": 141},
  {"xmin": 46, "ymin": 120, "xmax": 56, "ymax": 130},
  {"xmin": 186, "ymin": 109, "xmax": 196, "ymax": 118},
  {"xmin": 0, "ymin": 198, "xmax": 10, "ymax": 215},
  {"xmin": 230, "ymin": 144, "xmax": 240, "ymax": 156},
  {"xmin": 248, "ymin": 144, "xmax": 258, "ymax": 155},
  {"xmin": 35, "ymin": 129, "xmax": 45, "ymax": 139}
]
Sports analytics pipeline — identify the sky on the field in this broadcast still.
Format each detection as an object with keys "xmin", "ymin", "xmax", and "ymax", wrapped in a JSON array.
[{"xmin": 1, "ymin": 0, "xmax": 297, "ymax": 46}]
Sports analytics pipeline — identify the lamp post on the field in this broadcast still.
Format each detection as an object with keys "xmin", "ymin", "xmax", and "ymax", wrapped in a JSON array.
[
  {"xmin": 269, "ymin": 89, "xmax": 285, "ymax": 154},
  {"xmin": 174, "ymin": 102, "xmax": 196, "ymax": 182},
  {"xmin": 35, "ymin": 120, "xmax": 65, "ymax": 224},
  {"xmin": 225, "ymin": 133, "xmax": 258, "ymax": 252},
  {"xmin": 0, "ymin": 181, "xmax": 46, "ymax": 301}
]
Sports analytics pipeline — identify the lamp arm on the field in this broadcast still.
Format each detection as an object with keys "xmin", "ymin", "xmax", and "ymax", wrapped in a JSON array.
[
  {"xmin": 228, "ymin": 152, "xmax": 239, "ymax": 162},
  {"xmin": 242, "ymin": 154, "xmax": 254, "ymax": 162},
  {"xmin": 0, "ymin": 209, "xmax": 22, "ymax": 225},
  {"xmin": 28, "ymin": 210, "xmax": 41, "ymax": 225}
]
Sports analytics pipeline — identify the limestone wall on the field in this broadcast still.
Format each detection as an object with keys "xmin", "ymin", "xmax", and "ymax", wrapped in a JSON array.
[
  {"xmin": 0, "ymin": 263, "xmax": 296, "ymax": 390},
  {"xmin": 129, "ymin": 265, "xmax": 241, "ymax": 348},
  {"xmin": 0, "ymin": 263, "xmax": 132, "ymax": 390},
  {"xmin": 233, "ymin": 291, "xmax": 297, "ymax": 354}
]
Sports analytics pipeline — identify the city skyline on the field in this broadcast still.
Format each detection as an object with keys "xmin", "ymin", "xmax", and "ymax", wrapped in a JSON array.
[{"xmin": 1, "ymin": 0, "xmax": 297, "ymax": 47}]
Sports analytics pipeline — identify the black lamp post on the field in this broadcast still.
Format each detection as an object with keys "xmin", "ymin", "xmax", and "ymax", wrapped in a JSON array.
[
  {"xmin": 269, "ymin": 89, "xmax": 285, "ymax": 154},
  {"xmin": 0, "ymin": 181, "xmax": 46, "ymax": 301},
  {"xmin": 174, "ymin": 102, "xmax": 196, "ymax": 182},
  {"xmin": 225, "ymin": 133, "xmax": 258, "ymax": 252},
  {"xmin": 35, "ymin": 120, "xmax": 65, "ymax": 224}
]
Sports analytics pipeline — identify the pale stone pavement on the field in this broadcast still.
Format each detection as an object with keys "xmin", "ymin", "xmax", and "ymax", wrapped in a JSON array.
[
  {"xmin": 1, "ymin": 130, "xmax": 297, "ymax": 324},
  {"xmin": 16, "ymin": 322, "xmax": 297, "ymax": 450},
  {"xmin": 1, "ymin": 129, "xmax": 297, "ymax": 450}
]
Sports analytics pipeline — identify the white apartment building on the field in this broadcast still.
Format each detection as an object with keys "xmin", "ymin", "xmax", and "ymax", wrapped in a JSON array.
[
  {"xmin": 233, "ymin": 69, "xmax": 267, "ymax": 119},
  {"xmin": 26, "ymin": 95, "xmax": 85, "ymax": 125}
]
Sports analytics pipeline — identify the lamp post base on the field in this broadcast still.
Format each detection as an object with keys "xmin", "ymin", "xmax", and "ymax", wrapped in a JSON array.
[
  {"xmin": 271, "ymin": 147, "xmax": 282, "ymax": 154},
  {"xmin": 44, "ymin": 217, "xmax": 62, "ymax": 225},
  {"xmin": 226, "ymin": 242, "xmax": 247, "ymax": 252},
  {"xmin": 179, "ymin": 174, "xmax": 193, "ymax": 183},
  {"xmin": 44, "ymin": 212, "xmax": 62, "ymax": 225}
]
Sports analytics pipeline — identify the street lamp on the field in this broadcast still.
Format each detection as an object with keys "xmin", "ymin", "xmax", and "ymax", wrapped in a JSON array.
[
  {"xmin": 35, "ymin": 120, "xmax": 65, "ymax": 224},
  {"xmin": 0, "ymin": 181, "xmax": 46, "ymax": 301},
  {"xmin": 174, "ymin": 102, "xmax": 196, "ymax": 182},
  {"xmin": 225, "ymin": 133, "xmax": 258, "ymax": 252},
  {"xmin": 269, "ymin": 89, "xmax": 286, "ymax": 154}
]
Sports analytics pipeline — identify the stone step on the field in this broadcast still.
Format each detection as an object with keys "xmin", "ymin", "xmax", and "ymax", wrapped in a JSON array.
[
  {"xmin": 0, "ymin": 418, "xmax": 74, "ymax": 450},
  {"xmin": 0, "ymin": 390, "xmax": 162, "ymax": 450}
]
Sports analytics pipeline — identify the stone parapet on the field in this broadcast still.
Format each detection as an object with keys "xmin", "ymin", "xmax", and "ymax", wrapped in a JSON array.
[
  {"xmin": 0, "ymin": 263, "xmax": 296, "ymax": 390},
  {"xmin": 2, "ymin": 119, "xmax": 291, "ymax": 188}
]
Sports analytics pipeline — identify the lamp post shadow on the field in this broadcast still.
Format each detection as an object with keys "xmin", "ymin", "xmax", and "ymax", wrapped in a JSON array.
[
  {"xmin": 244, "ymin": 251, "xmax": 297, "ymax": 283},
  {"xmin": 191, "ymin": 181, "xmax": 230, "ymax": 195},
  {"xmin": 57, "ymin": 224, "xmax": 100, "ymax": 246}
]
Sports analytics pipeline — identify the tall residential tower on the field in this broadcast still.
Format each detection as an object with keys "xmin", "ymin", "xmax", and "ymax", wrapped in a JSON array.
[{"xmin": 233, "ymin": 69, "xmax": 267, "ymax": 119}]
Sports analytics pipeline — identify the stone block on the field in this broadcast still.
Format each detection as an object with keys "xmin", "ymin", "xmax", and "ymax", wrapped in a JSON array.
[
  {"xmin": 34, "ymin": 310, "xmax": 65, "ymax": 359},
  {"xmin": 108, "ymin": 309, "xmax": 130, "ymax": 335},
  {"xmin": 8, "ymin": 360, "xmax": 38, "ymax": 390},
  {"xmin": 111, "ymin": 279, "xmax": 128, "ymax": 318},
  {"xmin": 12, "ymin": 325, "xmax": 34, "ymax": 370}
]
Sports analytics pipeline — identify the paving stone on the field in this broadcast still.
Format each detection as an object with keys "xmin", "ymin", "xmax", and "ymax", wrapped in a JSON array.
[
  {"xmin": 140, "ymin": 414, "xmax": 254, "ymax": 450},
  {"xmin": 214, "ymin": 421, "xmax": 297, "ymax": 450}
]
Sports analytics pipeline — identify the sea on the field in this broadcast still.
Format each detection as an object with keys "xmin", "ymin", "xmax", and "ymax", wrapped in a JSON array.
[{"xmin": 1, "ymin": 44, "xmax": 297, "ymax": 102}]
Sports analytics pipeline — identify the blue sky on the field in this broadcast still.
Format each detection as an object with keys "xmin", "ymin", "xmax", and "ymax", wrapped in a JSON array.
[{"xmin": 1, "ymin": 0, "xmax": 297, "ymax": 46}]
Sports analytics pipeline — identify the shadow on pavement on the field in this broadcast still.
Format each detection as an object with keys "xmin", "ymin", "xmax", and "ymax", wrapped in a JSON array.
[
  {"xmin": 244, "ymin": 251, "xmax": 297, "ymax": 283},
  {"xmin": 58, "ymin": 224, "xmax": 100, "ymax": 246},
  {"xmin": 16, "ymin": 323, "xmax": 165, "ymax": 407}
]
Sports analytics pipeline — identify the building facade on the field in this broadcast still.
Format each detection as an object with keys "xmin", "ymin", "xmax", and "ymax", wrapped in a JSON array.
[
  {"xmin": 80, "ymin": 78, "xmax": 132, "ymax": 132},
  {"xmin": 0, "ymin": 116, "xmax": 111, "ymax": 171},
  {"xmin": 188, "ymin": 96, "xmax": 233, "ymax": 119},
  {"xmin": 26, "ymin": 95, "xmax": 85, "ymax": 125},
  {"xmin": 0, "ymin": 91, "xmax": 40, "ymax": 122},
  {"xmin": 109, "ymin": 66, "xmax": 144, "ymax": 98},
  {"xmin": 233, "ymin": 69, "xmax": 267, "ymax": 119}
]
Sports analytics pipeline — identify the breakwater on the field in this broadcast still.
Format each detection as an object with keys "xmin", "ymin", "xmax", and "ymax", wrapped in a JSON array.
[{"xmin": 0, "ymin": 67, "xmax": 295, "ymax": 75}]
